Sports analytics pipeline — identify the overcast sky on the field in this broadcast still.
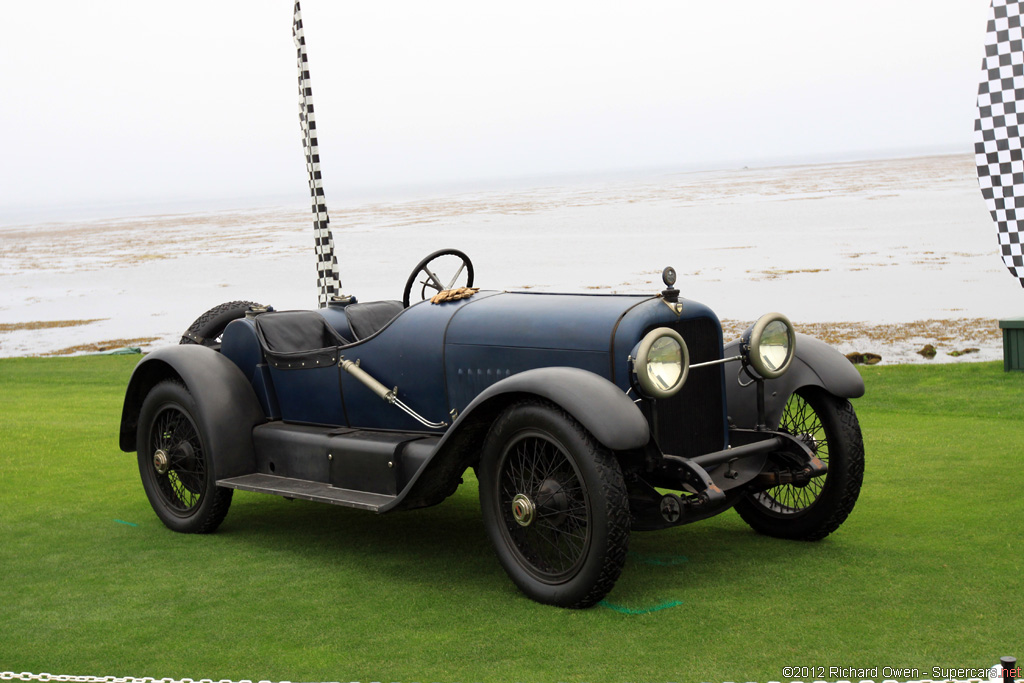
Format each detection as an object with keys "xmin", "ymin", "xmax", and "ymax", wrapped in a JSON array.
[{"xmin": 0, "ymin": 1, "xmax": 992, "ymax": 215}]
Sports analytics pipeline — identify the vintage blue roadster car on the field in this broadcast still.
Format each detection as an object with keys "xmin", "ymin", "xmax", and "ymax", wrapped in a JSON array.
[{"xmin": 119, "ymin": 249, "xmax": 865, "ymax": 608}]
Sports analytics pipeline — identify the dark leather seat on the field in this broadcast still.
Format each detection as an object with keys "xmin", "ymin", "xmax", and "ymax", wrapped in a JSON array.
[
  {"xmin": 343, "ymin": 300, "xmax": 404, "ymax": 340},
  {"xmin": 254, "ymin": 310, "xmax": 351, "ymax": 369},
  {"xmin": 253, "ymin": 302, "xmax": 404, "ymax": 370}
]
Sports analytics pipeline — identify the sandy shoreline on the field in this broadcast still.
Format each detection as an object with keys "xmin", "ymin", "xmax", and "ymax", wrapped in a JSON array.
[{"xmin": 1, "ymin": 153, "xmax": 1021, "ymax": 363}]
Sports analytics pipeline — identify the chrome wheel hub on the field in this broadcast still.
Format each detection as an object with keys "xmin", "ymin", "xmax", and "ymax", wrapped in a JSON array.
[
  {"xmin": 153, "ymin": 449, "xmax": 170, "ymax": 475},
  {"xmin": 798, "ymin": 432, "xmax": 818, "ymax": 452},
  {"xmin": 511, "ymin": 493, "xmax": 535, "ymax": 527}
]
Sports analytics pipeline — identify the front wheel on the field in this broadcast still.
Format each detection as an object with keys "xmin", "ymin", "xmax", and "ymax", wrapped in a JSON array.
[
  {"xmin": 478, "ymin": 400, "xmax": 630, "ymax": 608},
  {"xmin": 137, "ymin": 381, "xmax": 233, "ymax": 533},
  {"xmin": 735, "ymin": 387, "xmax": 864, "ymax": 541}
]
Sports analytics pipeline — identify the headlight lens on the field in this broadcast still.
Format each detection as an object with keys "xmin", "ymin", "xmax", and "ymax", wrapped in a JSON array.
[
  {"xmin": 632, "ymin": 327, "xmax": 689, "ymax": 398},
  {"xmin": 759, "ymin": 320, "xmax": 791, "ymax": 372},
  {"xmin": 742, "ymin": 312, "xmax": 796, "ymax": 379},
  {"xmin": 648, "ymin": 336, "xmax": 683, "ymax": 390}
]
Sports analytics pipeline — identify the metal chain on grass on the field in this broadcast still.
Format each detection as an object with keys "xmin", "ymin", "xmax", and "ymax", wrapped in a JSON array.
[
  {"xmin": 0, "ymin": 675, "xmax": 279, "ymax": 683},
  {"xmin": 3, "ymin": 674, "xmax": 1020, "ymax": 683}
]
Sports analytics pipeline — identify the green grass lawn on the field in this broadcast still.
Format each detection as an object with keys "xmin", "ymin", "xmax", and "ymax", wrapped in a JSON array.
[{"xmin": 1, "ymin": 357, "xmax": 1021, "ymax": 682}]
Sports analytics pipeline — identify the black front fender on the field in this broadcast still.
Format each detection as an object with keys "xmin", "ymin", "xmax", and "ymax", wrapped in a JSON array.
[
  {"xmin": 119, "ymin": 345, "xmax": 266, "ymax": 480},
  {"xmin": 387, "ymin": 366, "xmax": 649, "ymax": 511},
  {"xmin": 458, "ymin": 366, "xmax": 650, "ymax": 451},
  {"xmin": 724, "ymin": 333, "xmax": 864, "ymax": 429}
]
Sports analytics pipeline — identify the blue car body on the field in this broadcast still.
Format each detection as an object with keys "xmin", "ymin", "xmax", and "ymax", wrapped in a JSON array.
[{"xmin": 225, "ymin": 291, "xmax": 721, "ymax": 432}]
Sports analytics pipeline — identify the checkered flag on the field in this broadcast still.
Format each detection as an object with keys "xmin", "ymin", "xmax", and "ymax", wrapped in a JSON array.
[
  {"xmin": 976, "ymin": 0, "xmax": 1024, "ymax": 288},
  {"xmin": 293, "ymin": 0, "xmax": 342, "ymax": 307}
]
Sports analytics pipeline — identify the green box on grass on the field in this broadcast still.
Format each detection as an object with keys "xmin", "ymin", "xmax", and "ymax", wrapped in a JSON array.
[{"xmin": 1000, "ymin": 317, "xmax": 1024, "ymax": 371}]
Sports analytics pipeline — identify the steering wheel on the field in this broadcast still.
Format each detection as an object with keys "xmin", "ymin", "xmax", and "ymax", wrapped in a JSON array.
[{"xmin": 402, "ymin": 248, "xmax": 475, "ymax": 307}]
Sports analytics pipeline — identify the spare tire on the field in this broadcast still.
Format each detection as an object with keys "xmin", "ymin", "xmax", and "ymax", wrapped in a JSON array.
[{"xmin": 180, "ymin": 300, "xmax": 262, "ymax": 348}]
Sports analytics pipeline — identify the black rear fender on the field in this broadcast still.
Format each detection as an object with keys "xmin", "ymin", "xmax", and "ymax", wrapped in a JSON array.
[
  {"xmin": 119, "ymin": 345, "xmax": 266, "ymax": 480},
  {"xmin": 723, "ymin": 333, "xmax": 864, "ymax": 430}
]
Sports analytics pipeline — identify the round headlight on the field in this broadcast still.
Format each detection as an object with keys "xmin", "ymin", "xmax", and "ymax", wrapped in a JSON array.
[
  {"xmin": 632, "ymin": 327, "xmax": 690, "ymax": 399},
  {"xmin": 742, "ymin": 312, "xmax": 796, "ymax": 379}
]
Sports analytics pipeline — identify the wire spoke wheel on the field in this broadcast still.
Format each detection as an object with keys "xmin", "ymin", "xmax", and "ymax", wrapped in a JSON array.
[
  {"xmin": 137, "ymin": 381, "xmax": 233, "ymax": 534},
  {"xmin": 150, "ymin": 405, "xmax": 207, "ymax": 512},
  {"xmin": 753, "ymin": 393, "xmax": 828, "ymax": 514},
  {"xmin": 735, "ymin": 387, "xmax": 864, "ymax": 541},
  {"xmin": 479, "ymin": 400, "xmax": 629, "ymax": 608},
  {"xmin": 498, "ymin": 433, "xmax": 591, "ymax": 581}
]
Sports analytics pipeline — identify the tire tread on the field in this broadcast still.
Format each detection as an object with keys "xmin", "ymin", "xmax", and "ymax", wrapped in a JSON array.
[
  {"xmin": 562, "ymin": 404, "xmax": 630, "ymax": 607},
  {"xmin": 180, "ymin": 300, "xmax": 260, "ymax": 346}
]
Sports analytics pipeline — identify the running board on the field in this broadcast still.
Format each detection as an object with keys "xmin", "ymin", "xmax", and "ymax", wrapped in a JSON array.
[{"xmin": 217, "ymin": 473, "xmax": 396, "ymax": 512}]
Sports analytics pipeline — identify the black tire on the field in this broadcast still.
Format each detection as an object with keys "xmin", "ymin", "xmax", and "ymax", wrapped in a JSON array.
[
  {"xmin": 478, "ymin": 400, "xmax": 630, "ymax": 608},
  {"xmin": 735, "ymin": 387, "xmax": 864, "ymax": 541},
  {"xmin": 180, "ymin": 300, "xmax": 261, "ymax": 347},
  {"xmin": 402, "ymin": 249, "xmax": 474, "ymax": 308},
  {"xmin": 137, "ymin": 381, "xmax": 233, "ymax": 533}
]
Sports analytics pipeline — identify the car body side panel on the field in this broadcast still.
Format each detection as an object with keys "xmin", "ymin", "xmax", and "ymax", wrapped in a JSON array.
[
  {"xmin": 444, "ymin": 345, "xmax": 609, "ymax": 415},
  {"xmin": 220, "ymin": 318, "xmax": 280, "ymax": 419},
  {"xmin": 331, "ymin": 293, "xmax": 501, "ymax": 431},
  {"xmin": 272, "ymin": 364, "xmax": 346, "ymax": 425},
  {"xmin": 223, "ymin": 317, "xmax": 340, "ymax": 425}
]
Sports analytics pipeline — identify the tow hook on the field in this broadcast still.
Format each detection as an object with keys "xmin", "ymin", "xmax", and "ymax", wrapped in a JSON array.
[{"xmin": 724, "ymin": 457, "xmax": 739, "ymax": 479}]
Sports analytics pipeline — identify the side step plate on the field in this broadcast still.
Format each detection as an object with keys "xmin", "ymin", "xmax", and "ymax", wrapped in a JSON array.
[{"xmin": 217, "ymin": 473, "xmax": 396, "ymax": 512}]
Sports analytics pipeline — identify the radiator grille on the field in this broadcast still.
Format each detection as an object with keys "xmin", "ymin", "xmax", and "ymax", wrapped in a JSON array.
[{"xmin": 651, "ymin": 316, "xmax": 726, "ymax": 458}]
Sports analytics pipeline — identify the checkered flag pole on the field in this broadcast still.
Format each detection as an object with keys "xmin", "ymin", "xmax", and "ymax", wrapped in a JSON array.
[
  {"xmin": 293, "ymin": 0, "xmax": 342, "ymax": 307},
  {"xmin": 976, "ymin": 0, "xmax": 1024, "ymax": 288}
]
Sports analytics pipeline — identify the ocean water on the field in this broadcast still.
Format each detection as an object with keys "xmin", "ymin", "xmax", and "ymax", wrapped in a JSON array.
[{"xmin": 0, "ymin": 154, "xmax": 1018, "ymax": 362}]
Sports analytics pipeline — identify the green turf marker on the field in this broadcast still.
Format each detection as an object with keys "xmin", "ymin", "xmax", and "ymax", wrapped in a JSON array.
[
  {"xmin": 629, "ymin": 551, "xmax": 689, "ymax": 566},
  {"xmin": 598, "ymin": 599, "xmax": 683, "ymax": 615},
  {"xmin": 114, "ymin": 520, "xmax": 138, "ymax": 527}
]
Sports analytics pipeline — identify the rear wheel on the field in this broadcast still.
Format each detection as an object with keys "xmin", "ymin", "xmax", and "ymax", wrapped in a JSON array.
[
  {"xmin": 735, "ymin": 387, "xmax": 864, "ymax": 541},
  {"xmin": 180, "ymin": 300, "xmax": 261, "ymax": 347},
  {"xmin": 478, "ymin": 400, "xmax": 629, "ymax": 608},
  {"xmin": 137, "ymin": 381, "xmax": 232, "ymax": 533}
]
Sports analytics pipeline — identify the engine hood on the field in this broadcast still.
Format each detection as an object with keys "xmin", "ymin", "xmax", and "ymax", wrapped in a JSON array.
[
  {"xmin": 444, "ymin": 291, "xmax": 654, "ymax": 351},
  {"xmin": 440, "ymin": 289, "xmax": 723, "ymax": 412}
]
